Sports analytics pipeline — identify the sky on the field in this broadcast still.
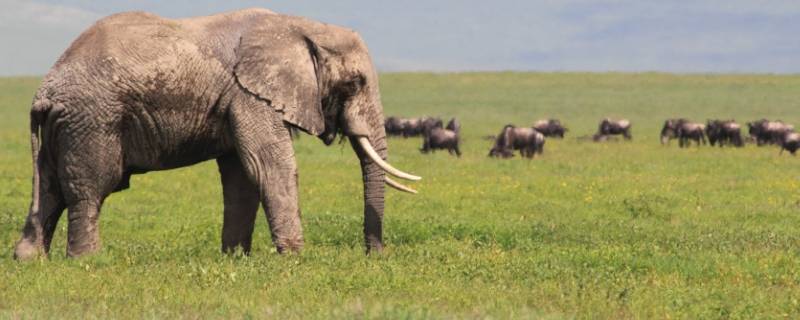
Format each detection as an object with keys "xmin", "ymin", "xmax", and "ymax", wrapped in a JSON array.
[{"xmin": 1, "ymin": 0, "xmax": 800, "ymax": 75}]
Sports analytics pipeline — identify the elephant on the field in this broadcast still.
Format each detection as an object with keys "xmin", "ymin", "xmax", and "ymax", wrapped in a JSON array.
[
  {"xmin": 706, "ymin": 119, "xmax": 743, "ymax": 147},
  {"xmin": 594, "ymin": 118, "xmax": 631, "ymax": 141},
  {"xmin": 532, "ymin": 118, "xmax": 567, "ymax": 138},
  {"xmin": 13, "ymin": 9, "xmax": 422, "ymax": 260},
  {"xmin": 488, "ymin": 125, "xmax": 545, "ymax": 159},
  {"xmin": 780, "ymin": 132, "xmax": 800, "ymax": 155},
  {"xmin": 420, "ymin": 118, "xmax": 461, "ymax": 157},
  {"xmin": 747, "ymin": 119, "xmax": 795, "ymax": 146},
  {"xmin": 661, "ymin": 118, "xmax": 705, "ymax": 148}
]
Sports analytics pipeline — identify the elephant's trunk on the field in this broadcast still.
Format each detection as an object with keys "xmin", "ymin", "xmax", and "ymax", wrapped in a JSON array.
[
  {"xmin": 349, "ymin": 131, "xmax": 387, "ymax": 253},
  {"xmin": 342, "ymin": 58, "xmax": 419, "ymax": 253}
]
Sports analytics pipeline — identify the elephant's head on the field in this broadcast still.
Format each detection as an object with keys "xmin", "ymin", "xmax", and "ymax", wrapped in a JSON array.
[{"xmin": 233, "ymin": 15, "xmax": 420, "ymax": 252}]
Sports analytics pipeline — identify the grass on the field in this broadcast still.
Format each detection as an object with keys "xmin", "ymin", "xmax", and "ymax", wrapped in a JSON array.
[{"xmin": 1, "ymin": 72, "xmax": 800, "ymax": 318}]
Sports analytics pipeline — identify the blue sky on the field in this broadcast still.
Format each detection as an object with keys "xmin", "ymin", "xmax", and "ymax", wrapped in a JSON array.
[{"xmin": 1, "ymin": 0, "xmax": 799, "ymax": 75}]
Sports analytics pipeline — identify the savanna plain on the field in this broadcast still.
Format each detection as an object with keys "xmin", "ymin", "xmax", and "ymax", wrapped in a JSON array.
[{"xmin": 1, "ymin": 73, "xmax": 800, "ymax": 319}]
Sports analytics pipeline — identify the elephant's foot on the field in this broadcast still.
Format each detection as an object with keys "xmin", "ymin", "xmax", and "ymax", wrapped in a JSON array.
[
  {"xmin": 14, "ymin": 238, "xmax": 43, "ymax": 260},
  {"xmin": 275, "ymin": 237, "xmax": 304, "ymax": 254},
  {"xmin": 67, "ymin": 241, "xmax": 100, "ymax": 258},
  {"xmin": 366, "ymin": 242, "xmax": 384, "ymax": 255}
]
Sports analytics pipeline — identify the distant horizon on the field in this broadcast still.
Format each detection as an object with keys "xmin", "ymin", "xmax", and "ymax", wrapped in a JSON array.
[
  {"xmin": 5, "ymin": 71, "xmax": 800, "ymax": 78},
  {"xmin": 3, "ymin": 0, "xmax": 800, "ymax": 76}
]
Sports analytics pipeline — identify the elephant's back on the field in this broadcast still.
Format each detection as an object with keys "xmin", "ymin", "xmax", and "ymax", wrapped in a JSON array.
[{"xmin": 40, "ymin": 11, "xmax": 239, "ymax": 107}]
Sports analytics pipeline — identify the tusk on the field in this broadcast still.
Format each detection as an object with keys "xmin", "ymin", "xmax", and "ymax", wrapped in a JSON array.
[
  {"xmin": 357, "ymin": 137, "xmax": 421, "ymax": 181},
  {"xmin": 385, "ymin": 177, "xmax": 418, "ymax": 194}
]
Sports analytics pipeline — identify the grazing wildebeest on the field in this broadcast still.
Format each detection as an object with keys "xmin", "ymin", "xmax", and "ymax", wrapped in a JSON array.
[
  {"xmin": 780, "ymin": 132, "xmax": 800, "ymax": 155},
  {"xmin": 421, "ymin": 118, "xmax": 461, "ymax": 157},
  {"xmin": 403, "ymin": 117, "xmax": 442, "ymax": 138},
  {"xmin": 384, "ymin": 116, "xmax": 443, "ymax": 138},
  {"xmin": 660, "ymin": 118, "xmax": 685, "ymax": 145},
  {"xmin": 747, "ymin": 119, "xmax": 795, "ymax": 146},
  {"xmin": 594, "ymin": 118, "xmax": 631, "ymax": 141},
  {"xmin": 532, "ymin": 119, "xmax": 568, "ymax": 138},
  {"xmin": 489, "ymin": 125, "xmax": 545, "ymax": 159},
  {"xmin": 384, "ymin": 116, "xmax": 406, "ymax": 137},
  {"xmin": 706, "ymin": 119, "xmax": 743, "ymax": 147},
  {"xmin": 661, "ymin": 118, "xmax": 707, "ymax": 146}
]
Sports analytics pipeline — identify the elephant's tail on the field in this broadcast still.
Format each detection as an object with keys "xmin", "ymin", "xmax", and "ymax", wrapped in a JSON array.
[{"xmin": 29, "ymin": 99, "xmax": 50, "ymax": 217}]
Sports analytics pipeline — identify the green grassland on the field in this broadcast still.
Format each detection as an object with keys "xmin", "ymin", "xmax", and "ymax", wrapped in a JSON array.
[{"xmin": 1, "ymin": 73, "xmax": 800, "ymax": 318}]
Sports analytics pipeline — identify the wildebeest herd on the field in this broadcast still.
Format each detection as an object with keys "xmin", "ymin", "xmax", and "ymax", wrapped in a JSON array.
[{"xmin": 385, "ymin": 116, "xmax": 800, "ymax": 158}]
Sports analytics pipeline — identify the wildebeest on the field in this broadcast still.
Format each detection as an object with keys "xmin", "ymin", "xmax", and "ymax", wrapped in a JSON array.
[
  {"xmin": 421, "ymin": 118, "xmax": 461, "ymax": 157},
  {"xmin": 779, "ymin": 131, "xmax": 800, "ymax": 155},
  {"xmin": 489, "ymin": 125, "xmax": 545, "ymax": 158},
  {"xmin": 384, "ymin": 116, "xmax": 406, "ymax": 136},
  {"xmin": 661, "ymin": 118, "xmax": 705, "ymax": 147},
  {"xmin": 660, "ymin": 118, "xmax": 685, "ymax": 145},
  {"xmin": 706, "ymin": 119, "xmax": 743, "ymax": 147},
  {"xmin": 594, "ymin": 118, "xmax": 631, "ymax": 141},
  {"xmin": 407, "ymin": 117, "xmax": 442, "ymax": 137},
  {"xmin": 384, "ymin": 116, "xmax": 443, "ymax": 138},
  {"xmin": 747, "ymin": 119, "xmax": 795, "ymax": 146},
  {"xmin": 532, "ymin": 119, "xmax": 568, "ymax": 138}
]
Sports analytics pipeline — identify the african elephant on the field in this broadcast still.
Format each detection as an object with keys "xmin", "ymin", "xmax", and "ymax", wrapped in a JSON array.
[
  {"xmin": 706, "ymin": 119, "xmax": 743, "ymax": 147},
  {"xmin": 594, "ymin": 118, "xmax": 631, "ymax": 141},
  {"xmin": 488, "ymin": 125, "xmax": 545, "ymax": 158},
  {"xmin": 14, "ymin": 9, "xmax": 421, "ymax": 260},
  {"xmin": 532, "ymin": 118, "xmax": 567, "ymax": 138},
  {"xmin": 420, "ymin": 118, "xmax": 461, "ymax": 157},
  {"xmin": 747, "ymin": 119, "xmax": 794, "ymax": 146}
]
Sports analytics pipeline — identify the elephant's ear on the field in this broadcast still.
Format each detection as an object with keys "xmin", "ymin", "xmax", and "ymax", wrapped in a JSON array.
[{"xmin": 234, "ymin": 27, "xmax": 324, "ymax": 135}]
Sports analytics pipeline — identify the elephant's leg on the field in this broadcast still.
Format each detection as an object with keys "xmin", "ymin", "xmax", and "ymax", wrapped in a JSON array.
[
  {"xmin": 14, "ymin": 159, "xmax": 66, "ymax": 260},
  {"xmin": 65, "ymin": 199, "xmax": 102, "ymax": 257},
  {"xmin": 229, "ymin": 102, "xmax": 303, "ymax": 253},
  {"xmin": 58, "ymin": 139, "xmax": 123, "ymax": 258},
  {"xmin": 217, "ymin": 154, "xmax": 259, "ymax": 254}
]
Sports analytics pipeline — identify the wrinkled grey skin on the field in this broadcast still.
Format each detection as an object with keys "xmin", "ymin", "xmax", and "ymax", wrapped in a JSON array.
[
  {"xmin": 779, "ymin": 132, "xmax": 800, "ymax": 155},
  {"xmin": 747, "ymin": 119, "xmax": 794, "ymax": 146},
  {"xmin": 594, "ymin": 118, "xmax": 631, "ymax": 141},
  {"xmin": 420, "ymin": 118, "xmax": 461, "ymax": 157},
  {"xmin": 532, "ymin": 119, "xmax": 567, "ymax": 138},
  {"xmin": 14, "ymin": 9, "xmax": 397, "ymax": 259},
  {"xmin": 489, "ymin": 125, "xmax": 544, "ymax": 159},
  {"xmin": 706, "ymin": 119, "xmax": 743, "ymax": 147}
]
